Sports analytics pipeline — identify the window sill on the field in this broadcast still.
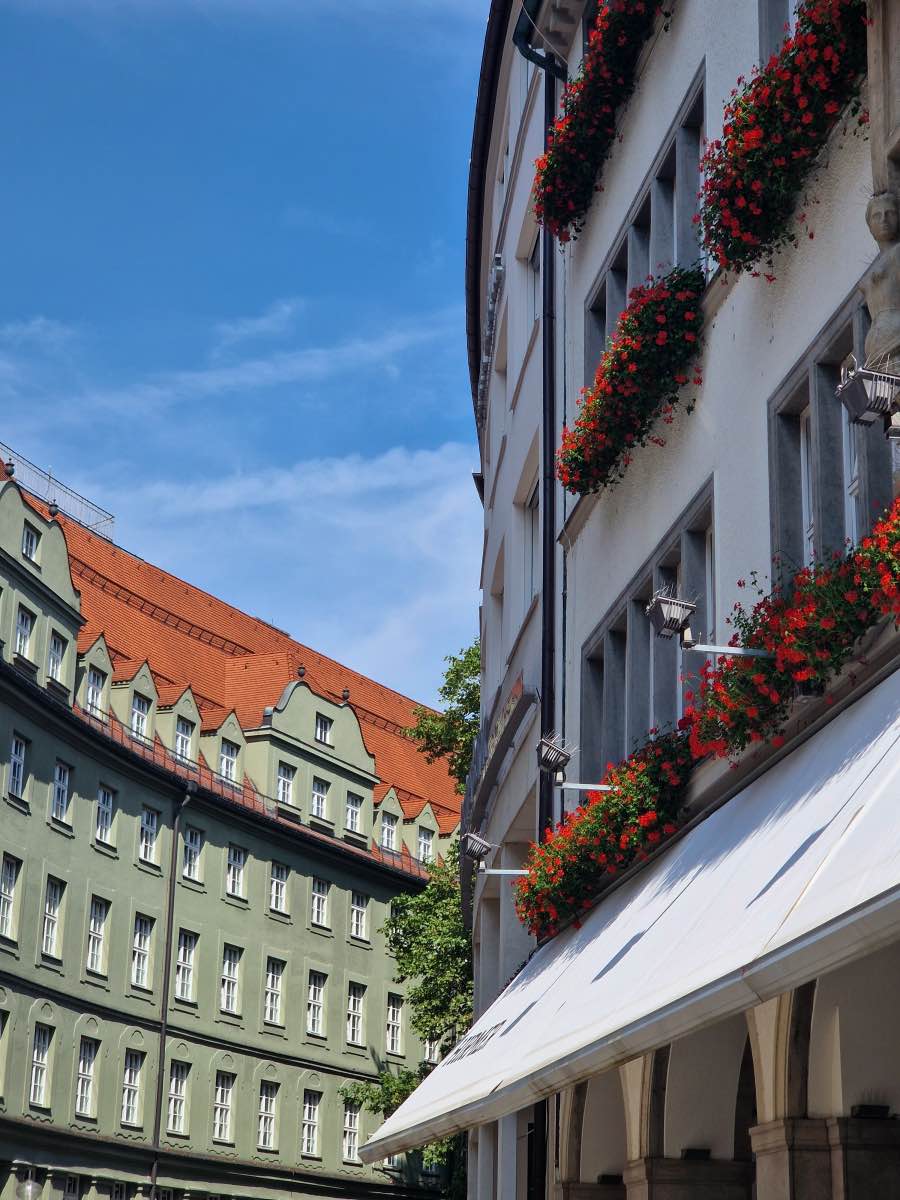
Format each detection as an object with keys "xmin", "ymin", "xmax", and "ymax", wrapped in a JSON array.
[
  {"xmin": 305, "ymin": 1031, "xmax": 328, "ymax": 1045},
  {"xmin": 256, "ymin": 1145, "xmax": 279, "ymax": 1154},
  {"xmin": 4, "ymin": 793, "xmax": 29, "ymax": 815},
  {"xmin": 136, "ymin": 859, "xmax": 162, "ymax": 876},
  {"xmin": 29, "ymin": 1103, "xmax": 51, "ymax": 1115},
  {"xmin": 301, "ymin": 1154, "xmax": 323, "ymax": 1163},
  {"xmin": 166, "ymin": 1128, "xmax": 189, "ymax": 1140},
  {"xmin": 386, "ymin": 1050, "xmax": 406, "ymax": 1062},
  {"xmin": 309, "ymin": 924, "xmax": 334, "ymax": 940},
  {"xmin": 0, "ymin": 935, "xmax": 19, "ymax": 960},
  {"xmin": 83, "ymin": 969, "xmax": 109, "ymax": 989},
  {"xmin": 47, "ymin": 817, "xmax": 74, "ymax": 839},
  {"xmin": 266, "ymin": 908, "xmax": 291, "ymax": 924},
  {"xmin": 179, "ymin": 877, "xmax": 205, "ymax": 893},
  {"xmin": 13, "ymin": 654, "xmax": 38, "ymax": 677},
  {"xmin": 174, "ymin": 996, "xmax": 198, "ymax": 1011},
  {"xmin": 309, "ymin": 815, "xmax": 335, "ymax": 834},
  {"xmin": 345, "ymin": 1043, "xmax": 367, "ymax": 1057},
  {"xmin": 121, "ymin": 1121, "xmax": 144, "ymax": 1132},
  {"xmin": 262, "ymin": 1020, "xmax": 287, "ymax": 1037},
  {"xmin": 38, "ymin": 954, "xmax": 64, "ymax": 976},
  {"xmin": 128, "ymin": 984, "xmax": 155, "ymax": 1002},
  {"xmin": 212, "ymin": 1138, "xmax": 235, "ymax": 1148},
  {"xmin": 223, "ymin": 893, "xmax": 249, "ymax": 910},
  {"xmin": 46, "ymin": 678, "xmax": 70, "ymax": 702},
  {"xmin": 92, "ymin": 839, "xmax": 118, "ymax": 859},
  {"xmin": 348, "ymin": 936, "xmax": 372, "ymax": 951},
  {"xmin": 216, "ymin": 1010, "xmax": 243, "ymax": 1026}
]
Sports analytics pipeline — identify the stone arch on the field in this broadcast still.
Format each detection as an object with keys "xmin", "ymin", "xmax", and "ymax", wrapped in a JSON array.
[
  {"xmin": 664, "ymin": 1012, "xmax": 751, "ymax": 1160},
  {"xmin": 579, "ymin": 1067, "xmax": 628, "ymax": 1186}
]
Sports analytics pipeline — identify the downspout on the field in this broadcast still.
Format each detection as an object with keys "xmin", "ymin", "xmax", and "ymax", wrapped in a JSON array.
[{"xmin": 149, "ymin": 782, "xmax": 196, "ymax": 1198}]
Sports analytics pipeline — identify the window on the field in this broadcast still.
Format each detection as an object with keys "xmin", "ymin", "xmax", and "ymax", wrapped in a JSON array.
[
  {"xmin": 131, "ymin": 914, "xmax": 152, "ymax": 989},
  {"xmin": 301, "ymin": 1089, "xmax": 321, "ymax": 1156},
  {"xmin": 86, "ymin": 897, "xmax": 108, "ymax": 974},
  {"xmin": 386, "ymin": 994, "xmax": 403, "ymax": 1054},
  {"xmin": 167, "ymin": 1060, "xmax": 189, "ymax": 1134},
  {"xmin": 174, "ymin": 716, "xmax": 193, "ymax": 762},
  {"xmin": 269, "ymin": 861, "xmax": 288, "ymax": 913},
  {"xmin": 343, "ymin": 1101, "xmax": 361, "ymax": 1162},
  {"xmin": 42, "ymin": 877, "xmax": 63, "ymax": 957},
  {"xmin": 175, "ymin": 930, "xmax": 196, "ymax": 1001},
  {"xmin": 213, "ymin": 1070, "xmax": 235, "ymax": 1141},
  {"xmin": 310, "ymin": 877, "xmax": 329, "ymax": 927},
  {"xmin": 800, "ymin": 406, "xmax": 815, "ymax": 566},
  {"xmin": 264, "ymin": 957, "xmax": 284, "ymax": 1024},
  {"xmin": 130, "ymin": 693, "xmax": 150, "ymax": 739},
  {"xmin": 528, "ymin": 237, "xmax": 541, "ymax": 326},
  {"xmin": 220, "ymin": 944, "xmax": 241, "ymax": 1013},
  {"xmin": 311, "ymin": 776, "xmax": 328, "ymax": 820},
  {"xmin": 842, "ymin": 401, "xmax": 863, "ymax": 545},
  {"xmin": 64, "ymin": 1182, "xmax": 79, "ymax": 1200},
  {"xmin": 139, "ymin": 807, "xmax": 158, "ymax": 863},
  {"xmin": 0, "ymin": 854, "xmax": 20, "ymax": 939},
  {"xmin": 418, "ymin": 827, "xmax": 434, "ymax": 864},
  {"xmin": 75, "ymin": 1036, "xmax": 98, "ymax": 1117},
  {"xmin": 350, "ymin": 891, "xmax": 368, "ymax": 940},
  {"xmin": 346, "ymin": 791, "xmax": 363, "ymax": 833},
  {"xmin": 307, "ymin": 971, "xmax": 326, "ymax": 1036},
  {"xmin": 346, "ymin": 982, "xmax": 365, "ymax": 1046},
  {"xmin": 219, "ymin": 739, "xmax": 239, "ymax": 781},
  {"xmin": 47, "ymin": 632, "xmax": 65, "ymax": 682},
  {"xmin": 86, "ymin": 666, "xmax": 105, "ymax": 715},
  {"xmin": 258, "ymin": 1080, "xmax": 278, "ymax": 1149},
  {"xmin": 424, "ymin": 1036, "xmax": 441, "ymax": 1065},
  {"xmin": 15, "ymin": 606, "xmax": 33, "ymax": 658},
  {"xmin": 315, "ymin": 713, "xmax": 333, "ymax": 744},
  {"xmin": 226, "ymin": 844, "xmax": 245, "ymax": 897},
  {"xmin": 30, "ymin": 1023, "xmax": 51, "ymax": 1105},
  {"xmin": 22, "ymin": 522, "xmax": 39, "ymax": 561},
  {"xmin": 276, "ymin": 761, "xmax": 295, "ymax": 805},
  {"xmin": 9, "ymin": 734, "xmax": 26, "ymax": 798},
  {"xmin": 380, "ymin": 811, "xmax": 397, "ymax": 851},
  {"xmin": 96, "ymin": 786, "xmax": 114, "ymax": 843},
  {"xmin": 525, "ymin": 482, "xmax": 540, "ymax": 606},
  {"xmin": 121, "ymin": 1049, "xmax": 143, "ymax": 1125},
  {"xmin": 112, "ymin": 1186, "xmax": 127, "ymax": 1200},
  {"xmin": 182, "ymin": 826, "xmax": 202, "ymax": 880},
  {"xmin": 51, "ymin": 761, "xmax": 70, "ymax": 822}
]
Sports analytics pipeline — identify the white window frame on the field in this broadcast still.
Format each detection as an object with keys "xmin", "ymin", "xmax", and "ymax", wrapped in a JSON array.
[
  {"xmin": 301, "ymin": 1088, "xmax": 321, "ymax": 1156},
  {"xmin": 310, "ymin": 877, "xmax": 329, "ymax": 927},
  {"xmin": 174, "ymin": 716, "xmax": 194, "ymax": 762},
  {"xmin": 342, "ymin": 1101, "xmax": 361, "ymax": 1162},
  {"xmin": 380, "ymin": 811, "xmax": 397, "ymax": 851},
  {"xmin": 350, "ymin": 891, "xmax": 368, "ymax": 940},
  {"xmin": 96, "ymin": 785, "xmax": 114, "ymax": 844},
  {"xmin": 220, "ymin": 944, "xmax": 240, "ymax": 1013},
  {"xmin": 345, "ymin": 791, "xmax": 363, "ymax": 833},
  {"xmin": 386, "ymin": 994, "xmax": 403, "ymax": 1055},
  {"xmin": 22, "ymin": 523, "xmax": 39, "ymax": 561},
  {"xmin": 130, "ymin": 692, "xmax": 150, "ymax": 740},
  {"xmin": 131, "ymin": 914, "xmax": 152, "ymax": 989},
  {"xmin": 310, "ymin": 776, "xmax": 328, "ymax": 821},
  {"xmin": 225, "ymin": 844, "xmax": 245, "ymax": 897},
  {"xmin": 75, "ymin": 1036, "xmax": 98, "ymax": 1117},
  {"xmin": 346, "ymin": 982, "xmax": 365, "ymax": 1046},
  {"xmin": 87, "ymin": 896, "xmax": 107, "ymax": 974},
  {"xmin": 799, "ymin": 406, "xmax": 815, "ymax": 566},
  {"xmin": 9, "ymin": 734, "xmax": 26, "ymax": 798},
  {"xmin": 30, "ymin": 1023, "xmax": 51, "ymax": 1106},
  {"xmin": 121, "ymin": 1050, "xmax": 143, "ymax": 1126},
  {"xmin": 15, "ymin": 606, "xmax": 33, "ymax": 658},
  {"xmin": 51, "ymin": 761, "xmax": 70, "ymax": 823},
  {"xmin": 175, "ymin": 929, "xmax": 196, "ymax": 1001},
  {"xmin": 418, "ymin": 827, "xmax": 434, "ymax": 863},
  {"xmin": 42, "ymin": 877, "xmax": 62, "ymax": 957},
  {"xmin": 213, "ymin": 1070, "xmax": 234, "ymax": 1142},
  {"xmin": 842, "ymin": 404, "xmax": 863, "ymax": 546},
  {"xmin": 307, "ymin": 971, "xmax": 326, "ymax": 1036},
  {"xmin": 264, "ymin": 957, "xmax": 284, "ymax": 1024},
  {"xmin": 47, "ymin": 631, "xmax": 65, "ymax": 682},
  {"xmin": 86, "ymin": 666, "xmax": 105, "ymax": 715},
  {"xmin": 139, "ymin": 806, "xmax": 158, "ymax": 864},
  {"xmin": 0, "ymin": 854, "xmax": 19, "ymax": 940},
  {"xmin": 269, "ymin": 861, "xmax": 288, "ymax": 913},
  {"xmin": 276, "ymin": 761, "xmax": 295, "ymax": 806},
  {"xmin": 257, "ymin": 1079, "xmax": 278, "ymax": 1150},
  {"xmin": 219, "ymin": 739, "xmax": 239, "ymax": 782},
  {"xmin": 182, "ymin": 826, "xmax": 202, "ymax": 881},
  {"xmin": 315, "ymin": 712, "xmax": 333, "ymax": 744},
  {"xmin": 167, "ymin": 1060, "xmax": 189, "ymax": 1134}
]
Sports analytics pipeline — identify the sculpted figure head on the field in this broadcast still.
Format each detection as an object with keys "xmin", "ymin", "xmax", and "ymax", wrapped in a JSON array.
[{"xmin": 867, "ymin": 191, "xmax": 900, "ymax": 247}]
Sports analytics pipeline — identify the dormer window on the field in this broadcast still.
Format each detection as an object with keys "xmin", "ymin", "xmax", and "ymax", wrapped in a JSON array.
[
  {"xmin": 220, "ymin": 739, "xmax": 239, "ymax": 782},
  {"xmin": 418, "ymin": 827, "xmax": 434, "ymax": 864},
  {"xmin": 131, "ymin": 693, "xmax": 150, "ymax": 740},
  {"xmin": 315, "ymin": 713, "xmax": 333, "ymax": 745},
  {"xmin": 15, "ymin": 607, "xmax": 33, "ymax": 658},
  {"xmin": 346, "ymin": 791, "xmax": 363, "ymax": 833},
  {"xmin": 277, "ymin": 762, "xmax": 295, "ymax": 806},
  {"xmin": 86, "ymin": 667, "xmax": 106, "ymax": 716},
  {"xmin": 47, "ymin": 633, "xmax": 65, "ymax": 683},
  {"xmin": 381, "ymin": 812, "xmax": 397, "ymax": 852},
  {"xmin": 21, "ymin": 523, "xmax": 39, "ymax": 562},
  {"xmin": 174, "ymin": 717, "xmax": 194, "ymax": 763},
  {"xmin": 311, "ymin": 776, "xmax": 328, "ymax": 820}
]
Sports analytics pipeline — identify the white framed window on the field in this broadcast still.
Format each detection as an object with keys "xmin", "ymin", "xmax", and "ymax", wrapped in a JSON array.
[
  {"xmin": 131, "ymin": 914, "xmax": 152, "ymax": 989},
  {"xmin": 424, "ymin": 1036, "xmax": 441, "ymax": 1065},
  {"xmin": 301, "ymin": 1088, "xmax": 321, "ymax": 1156},
  {"xmin": 22, "ymin": 522, "xmax": 39, "ymax": 561},
  {"xmin": 307, "ymin": 971, "xmax": 326, "ymax": 1036},
  {"xmin": 167, "ymin": 1060, "xmax": 189, "ymax": 1134},
  {"xmin": 525, "ymin": 482, "xmax": 540, "ymax": 605},
  {"xmin": 182, "ymin": 826, "xmax": 202, "ymax": 881},
  {"xmin": 380, "ymin": 811, "xmax": 397, "ymax": 851},
  {"xmin": 269, "ymin": 861, "xmax": 288, "ymax": 913},
  {"xmin": 96, "ymin": 785, "xmax": 114, "ymax": 843},
  {"xmin": 346, "ymin": 982, "xmax": 365, "ymax": 1046},
  {"xmin": 219, "ymin": 738, "xmax": 239, "ymax": 781},
  {"xmin": 47, "ymin": 632, "xmax": 65, "ymax": 682},
  {"xmin": 0, "ymin": 854, "xmax": 20, "ymax": 939},
  {"xmin": 121, "ymin": 1049, "xmax": 143, "ymax": 1125},
  {"xmin": 220, "ymin": 944, "xmax": 240, "ymax": 1013},
  {"xmin": 350, "ymin": 891, "xmax": 368, "ymax": 940},
  {"xmin": 138, "ymin": 807, "xmax": 158, "ymax": 863},
  {"xmin": 225, "ymin": 844, "xmax": 245, "ymax": 897},
  {"xmin": 75, "ymin": 1036, "xmax": 98, "ymax": 1117},
  {"xmin": 311, "ymin": 776, "xmax": 328, "ymax": 820},
  {"xmin": 87, "ymin": 896, "xmax": 108, "ymax": 974},
  {"xmin": 86, "ymin": 666, "xmax": 105, "ymax": 715},
  {"xmin": 264, "ymin": 957, "xmax": 284, "ymax": 1024},
  {"xmin": 213, "ymin": 1070, "xmax": 234, "ymax": 1142},
  {"xmin": 9, "ymin": 734, "xmax": 26, "ymax": 798},
  {"xmin": 315, "ymin": 712, "xmax": 333, "ymax": 744},
  {"xmin": 418, "ymin": 827, "xmax": 434, "ymax": 863},
  {"xmin": 276, "ymin": 761, "xmax": 295, "ymax": 805},
  {"xmin": 42, "ymin": 877, "xmax": 62, "ymax": 957},
  {"xmin": 175, "ymin": 930, "xmax": 196, "ymax": 1001},
  {"xmin": 30, "ymin": 1023, "xmax": 51, "ymax": 1105},
  {"xmin": 800, "ymin": 406, "xmax": 815, "ymax": 566},
  {"xmin": 174, "ymin": 716, "xmax": 194, "ymax": 762},
  {"xmin": 64, "ymin": 1175, "xmax": 79, "ymax": 1200},
  {"xmin": 342, "ymin": 1101, "xmax": 360, "ymax": 1162},
  {"xmin": 257, "ymin": 1079, "xmax": 278, "ymax": 1150},
  {"xmin": 51, "ymin": 761, "xmax": 70, "ymax": 822},
  {"xmin": 842, "ymin": 404, "xmax": 863, "ymax": 546},
  {"xmin": 345, "ymin": 791, "xmax": 363, "ymax": 832},
  {"xmin": 310, "ymin": 877, "xmax": 329, "ymax": 927},
  {"xmin": 15, "ymin": 606, "xmax": 33, "ymax": 658},
  {"xmin": 130, "ymin": 692, "xmax": 150, "ymax": 739},
  {"xmin": 386, "ymin": 994, "xmax": 403, "ymax": 1055}
]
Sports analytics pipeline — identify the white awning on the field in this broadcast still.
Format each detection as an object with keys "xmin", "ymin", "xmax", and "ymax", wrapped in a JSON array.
[{"xmin": 361, "ymin": 667, "xmax": 900, "ymax": 1163}]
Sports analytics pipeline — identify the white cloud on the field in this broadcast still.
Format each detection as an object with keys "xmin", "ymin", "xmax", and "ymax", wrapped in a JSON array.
[
  {"xmin": 0, "ymin": 316, "xmax": 76, "ymax": 352},
  {"xmin": 212, "ymin": 297, "xmax": 304, "ymax": 357}
]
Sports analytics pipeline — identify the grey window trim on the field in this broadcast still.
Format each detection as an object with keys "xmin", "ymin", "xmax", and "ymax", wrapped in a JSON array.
[{"xmin": 759, "ymin": 0, "xmax": 790, "ymax": 63}]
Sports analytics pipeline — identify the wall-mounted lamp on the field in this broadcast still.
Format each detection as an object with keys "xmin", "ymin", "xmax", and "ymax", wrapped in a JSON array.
[
  {"xmin": 462, "ymin": 831, "xmax": 527, "ymax": 877},
  {"xmin": 646, "ymin": 589, "xmax": 773, "ymax": 659},
  {"xmin": 837, "ymin": 355, "xmax": 900, "ymax": 431},
  {"xmin": 537, "ymin": 732, "xmax": 573, "ymax": 784}
]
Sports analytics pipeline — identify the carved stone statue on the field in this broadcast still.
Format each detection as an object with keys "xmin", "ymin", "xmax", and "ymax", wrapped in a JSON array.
[{"xmin": 860, "ymin": 191, "xmax": 900, "ymax": 370}]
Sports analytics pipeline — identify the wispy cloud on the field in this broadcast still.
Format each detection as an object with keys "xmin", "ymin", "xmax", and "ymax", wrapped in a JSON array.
[
  {"xmin": 281, "ymin": 205, "xmax": 369, "ymax": 239},
  {"xmin": 212, "ymin": 297, "xmax": 304, "ymax": 357},
  {"xmin": 0, "ymin": 316, "xmax": 76, "ymax": 352}
]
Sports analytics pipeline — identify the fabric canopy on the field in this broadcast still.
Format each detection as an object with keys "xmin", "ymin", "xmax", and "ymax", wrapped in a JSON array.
[{"xmin": 361, "ymin": 667, "xmax": 900, "ymax": 1163}]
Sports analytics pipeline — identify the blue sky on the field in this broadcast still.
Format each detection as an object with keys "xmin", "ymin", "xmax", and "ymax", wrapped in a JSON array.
[{"xmin": 0, "ymin": 0, "xmax": 489, "ymax": 704}]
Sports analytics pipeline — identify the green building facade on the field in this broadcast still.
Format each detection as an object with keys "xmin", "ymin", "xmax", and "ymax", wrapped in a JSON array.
[{"xmin": 0, "ymin": 478, "xmax": 455, "ymax": 1200}]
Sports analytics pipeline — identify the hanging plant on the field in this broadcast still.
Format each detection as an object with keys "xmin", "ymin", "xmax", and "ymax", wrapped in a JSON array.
[
  {"xmin": 697, "ymin": 0, "xmax": 868, "ymax": 275},
  {"xmin": 534, "ymin": 1, "xmax": 669, "ymax": 243},
  {"xmin": 557, "ymin": 264, "xmax": 704, "ymax": 496}
]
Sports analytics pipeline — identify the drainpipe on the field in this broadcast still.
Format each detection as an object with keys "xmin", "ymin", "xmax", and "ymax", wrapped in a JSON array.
[{"xmin": 149, "ymin": 782, "xmax": 196, "ymax": 1198}]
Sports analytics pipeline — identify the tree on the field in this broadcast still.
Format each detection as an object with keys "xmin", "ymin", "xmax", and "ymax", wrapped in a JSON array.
[{"xmin": 409, "ymin": 639, "xmax": 481, "ymax": 793}]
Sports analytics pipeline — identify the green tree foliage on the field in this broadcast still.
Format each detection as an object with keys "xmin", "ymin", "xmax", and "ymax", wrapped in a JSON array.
[{"xmin": 409, "ymin": 639, "xmax": 481, "ymax": 793}]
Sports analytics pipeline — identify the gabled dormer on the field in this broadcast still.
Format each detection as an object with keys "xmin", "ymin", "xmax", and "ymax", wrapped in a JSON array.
[
  {"xmin": 76, "ymin": 634, "xmax": 113, "ymax": 720},
  {"xmin": 376, "ymin": 788, "xmax": 404, "ymax": 854},
  {"xmin": 155, "ymin": 685, "xmax": 201, "ymax": 765},
  {"xmin": 199, "ymin": 709, "xmax": 246, "ymax": 787},
  {"xmin": 109, "ymin": 659, "xmax": 158, "ymax": 745},
  {"xmin": 405, "ymin": 801, "xmax": 439, "ymax": 865}
]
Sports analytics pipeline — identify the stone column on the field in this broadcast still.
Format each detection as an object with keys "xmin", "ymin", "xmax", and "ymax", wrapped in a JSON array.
[
  {"xmin": 623, "ymin": 1156, "xmax": 752, "ymax": 1199},
  {"xmin": 827, "ymin": 1116, "xmax": 900, "ymax": 1199},
  {"xmin": 750, "ymin": 1118, "xmax": 832, "ymax": 1200}
]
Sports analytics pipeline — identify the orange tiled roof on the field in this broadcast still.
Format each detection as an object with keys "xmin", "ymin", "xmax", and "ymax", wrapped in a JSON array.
[{"xmin": 22, "ymin": 493, "xmax": 460, "ymax": 835}]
